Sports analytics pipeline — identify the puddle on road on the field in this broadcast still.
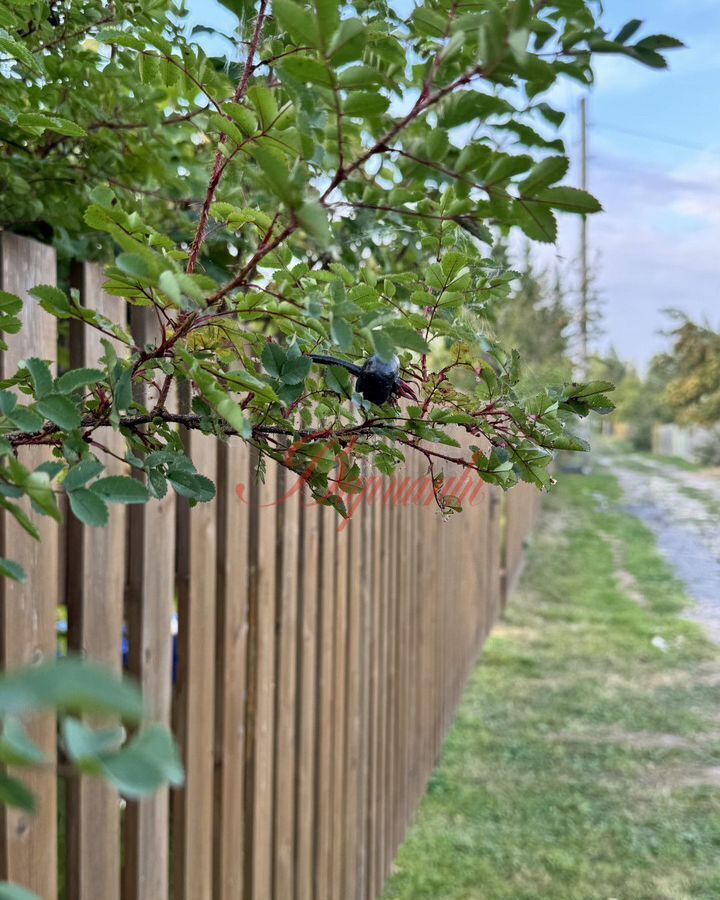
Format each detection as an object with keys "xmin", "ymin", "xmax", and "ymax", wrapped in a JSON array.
[{"xmin": 609, "ymin": 461, "xmax": 720, "ymax": 643}]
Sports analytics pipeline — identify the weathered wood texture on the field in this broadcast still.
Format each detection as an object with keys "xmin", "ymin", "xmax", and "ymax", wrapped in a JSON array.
[{"xmin": 0, "ymin": 247, "xmax": 542, "ymax": 899}]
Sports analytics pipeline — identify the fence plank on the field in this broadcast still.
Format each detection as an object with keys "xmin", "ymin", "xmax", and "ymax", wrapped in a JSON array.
[
  {"xmin": 123, "ymin": 309, "xmax": 176, "ymax": 900},
  {"xmin": 214, "ymin": 440, "xmax": 251, "ymax": 900},
  {"xmin": 313, "ymin": 502, "xmax": 336, "ymax": 900},
  {"xmin": 65, "ymin": 262, "xmax": 126, "ymax": 900},
  {"xmin": 273, "ymin": 469, "xmax": 301, "ymax": 899},
  {"xmin": 0, "ymin": 234, "xmax": 58, "ymax": 899},
  {"xmin": 245, "ymin": 459, "xmax": 278, "ymax": 899},
  {"xmin": 295, "ymin": 494, "xmax": 319, "ymax": 900},
  {"xmin": 342, "ymin": 507, "xmax": 362, "ymax": 900},
  {"xmin": 173, "ymin": 428, "xmax": 218, "ymax": 900}
]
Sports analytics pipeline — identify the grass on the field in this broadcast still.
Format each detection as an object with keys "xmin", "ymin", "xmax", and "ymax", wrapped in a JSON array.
[{"xmin": 382, "ymin": 469, "xmax": 720, "ymax": 900}]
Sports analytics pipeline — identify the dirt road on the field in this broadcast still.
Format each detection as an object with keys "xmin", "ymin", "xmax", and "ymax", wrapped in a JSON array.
[{"xmin": 609, "ymin": 455, "xmax": 720, "ymax": 641}]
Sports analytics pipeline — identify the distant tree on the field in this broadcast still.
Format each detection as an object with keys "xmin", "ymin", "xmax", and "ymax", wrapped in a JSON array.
[
  {"xmin": 591, "ymin": 351, "xmax": 673, "ymax": 450},
  {"xmin": 662, "ymin": 319, "xmax": 720, "ymax": 426}
]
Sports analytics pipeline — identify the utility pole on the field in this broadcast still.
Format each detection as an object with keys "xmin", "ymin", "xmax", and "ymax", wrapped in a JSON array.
[{"xmin": 579, "ymin": 96, "xmax": 589, "ymax": 379}]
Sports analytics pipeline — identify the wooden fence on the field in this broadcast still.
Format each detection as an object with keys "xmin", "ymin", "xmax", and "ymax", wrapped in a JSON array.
[{"xmin": 0, "ymin": 234, "xmax": 541, "ymax": 900}]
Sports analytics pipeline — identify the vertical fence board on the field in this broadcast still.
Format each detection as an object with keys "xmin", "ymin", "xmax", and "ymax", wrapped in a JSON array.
[
  {"xmin": 273, "ymin": 471, "xmax": 301, "ymax": 899},
  {"xmin": 173, "ymin": 431, "xmax": 218, "ymax": 900},
  {"xmin": 313, "ymin": 503, "xmax": 335, "ymax": 900},
  {"xmin": 295, "ymin": 494, "xmax": 319, "ymax": 900},
  {"xmin": 0, "ymin": 234, "xmax": 58, "ymax": 899},
  {"xmin": 342, "ymin": 509, "xmax": 362, "ymax": 900},
  {"xmin": 330, "ymin": 519, "xmax": 348, "ymax": 899},
  {"xmin": 214, "ymin": 441, "xmax": 251, "ymax": 899},
  {"xmin": 65, "ymin": 262, "xmax": 126, "ymax": 900},
  {"xmin": 124, "ymin": 309, "xmax": 175, "ymax": 900},
  {"xmin": 245, "ymin": 460, "xmax": 278, "ymax": 899}
]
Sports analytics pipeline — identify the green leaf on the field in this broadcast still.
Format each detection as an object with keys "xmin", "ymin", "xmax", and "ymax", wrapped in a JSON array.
[
  {"xmin": 249, "ymin": 146, "xmax": 294, "ymax": 203},
  {"xmin": 247, "ymin": 85, "xmax": 278, "ymax": 130},
  {"xmin": 615, "ymin": 19, "xmax": 643, "ymax": 44},
  {"xmin": 215, "ymin": 396, "xmax": 251, "ymax": 437},
  {"xmin": 69, "ymin": 488, "xmax": 110, "ymax": 527},
  {"xmin": 116, "ymin": 252, "xmax": 157, "ymax": 278},
  {"xmin": 331, "ymin": 317, "xmax": 353, "ymax": 352},
  {"xmin": 337, "ymin": 65, "xmax": 382, "ymax": 89},
  {"xmin": 383, "ymin": 325, "xmax": 430, "ymax": 354},
  {"xmin": 0, "ymin": 28, "xmax": 41, "ymax": 73},
  {"xmin": 273, "ymin": 0, "xmax": 319, "ymax": 47},
  {"xmin": 520, "ymin": 156, "xmax": 569, "ymax": 195},
  {"xmin": 166, "ymin": 470, "xmax": 216, "ymax": 503},
  {"xmin": 0, "ymin": 771, "xmax": 35, "ymax": 812},
  {"xmin": 343, "ymin": 92, "xmax": 389, "ymax": 117},
  {"xmin": 8, "ymin": 407, "xmax": 44, "ymax": 433},
  {"xmin": 29, "ymin": 285, "xmax": 73, "ymax": 319},
  {"xmin": 0, "ymin": 292, "xmax": 22, "ymax": 316},
  {"xmin": 21, "ymin": 358, "xmax": 52, "ymax": 398},
  {"xmin": 296, "ymin": 201, "xmax": 331, "ymax": 247},
  {"xmin": 222, "ymin": 102, "xmax": 258, "ymax": 136},
  {"xmin": 36, "ymin": 394, "xmax": 81, "ymax": 431},
  {"xmin": 62, "ymin": 718, "xmax": 124, "ymax": 763},
  {"xmin": 261, "ymin": 342, "xmax": 286, "ymax": 378},
  {"xmin": 64, "ymin": 458, "xmax": 105, "ymax": 492},
  {"xmin": 0, "ymin": 719, "xmax": 46, "ymax": 766},
  {"xmin": 0, "ymin": 658, "xmax": 145, "ymax": 722},
  {"xmin": 0, "ymin": 559, "xmax": 27, "ymax": 583},
  {"xmin": 282, "ymin": 55, "xmax": 332, "ymax": 87},
  {"xmin": 536, "ymin": 186, "xmax": 602, "ymax": 214},
  {"xmin": 0, "ymin": 881, "xmax": 41, "ymax": 900},
  {"xmin": 91, "ymin": 476, "xmax": 150, "ymax": 505},
  {"xmin": 16, "ymin": 112, "xmax": 85, "ymax": 137},
  {"xmin": 55, "ymin": 369, "xmax": 105, "ymax": 394},
  {"xmin": 99, "ymin": 725, "xmax": 184, "ymax": 798}
]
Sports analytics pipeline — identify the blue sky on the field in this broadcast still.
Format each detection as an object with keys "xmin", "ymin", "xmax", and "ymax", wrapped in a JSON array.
[{"xmin": 189, "ymin": 0, "xmax": 719, "ymax": 368}]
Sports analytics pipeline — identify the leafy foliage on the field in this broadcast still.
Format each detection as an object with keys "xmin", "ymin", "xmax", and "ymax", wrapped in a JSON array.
[
  {"xmin": 0, "ymin": 0, "xmax": 680, "ymax": 569},
  {"xmin": 661, "ymin": 319, "xmax": 720, "ymax": 427},
  {"xmin": 0, "ymin": 658, "xmax": 183, "ymax": 899}
]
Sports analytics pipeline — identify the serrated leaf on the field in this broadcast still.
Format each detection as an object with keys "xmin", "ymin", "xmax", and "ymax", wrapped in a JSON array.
[
  {"xmin": 69, "ymin": 488, "xmax": 110, "ymax": 527},
  {"xmin": 536, "ymin": 186, "xmax": 602, "ymax": 214},
  {"xmin": 55, "ymin": 368, "xmax": 105, "ymax": 394},
  {"xmin": 91, "ymin": 476, "xmax": 150, "ymax": 504},
  {"xmin": 520, "ymin": 156, "xmax": 569, "ymax": 195},
  {"xmin": 9, "ymin": 407, "xmax": 44, "ymax": 433},
  {"xmin": 36, "ymin": 394, "xmax": 81, "ymax": 431},
  {"xmin": 21, "ymin": 358, "xmax": 52, "ymax": 398}
]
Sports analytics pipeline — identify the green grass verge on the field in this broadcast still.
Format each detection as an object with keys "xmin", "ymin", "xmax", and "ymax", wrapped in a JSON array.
[{"xmin": 383, "ymin": 469, "xmax": 720, "ymax": 900}]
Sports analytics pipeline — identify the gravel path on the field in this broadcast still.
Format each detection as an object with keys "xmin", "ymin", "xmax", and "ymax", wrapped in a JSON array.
[{"xmin": 607, "ymin": 456, "xmax": 720, "ymax": 642}]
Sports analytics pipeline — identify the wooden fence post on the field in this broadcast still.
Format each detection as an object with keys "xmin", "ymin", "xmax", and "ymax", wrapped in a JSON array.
[
  {"xmin": 65, "ymin": 262, "xmax": 127, "ymax": 900},
  {"xmin": 0, "ymin": 233, "xmax": 59, "ymax": 899}
]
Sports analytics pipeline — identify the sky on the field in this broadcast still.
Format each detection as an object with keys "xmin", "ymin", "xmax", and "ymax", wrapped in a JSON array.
[{"xmin": 188, "ymin": 0, "xmax": 719, "ymax": 369}]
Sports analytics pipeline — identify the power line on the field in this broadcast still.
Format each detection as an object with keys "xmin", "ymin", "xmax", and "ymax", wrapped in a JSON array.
[{"xmin": 593, "ymin": 122, "xmax": 718, "ymax": 155}]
